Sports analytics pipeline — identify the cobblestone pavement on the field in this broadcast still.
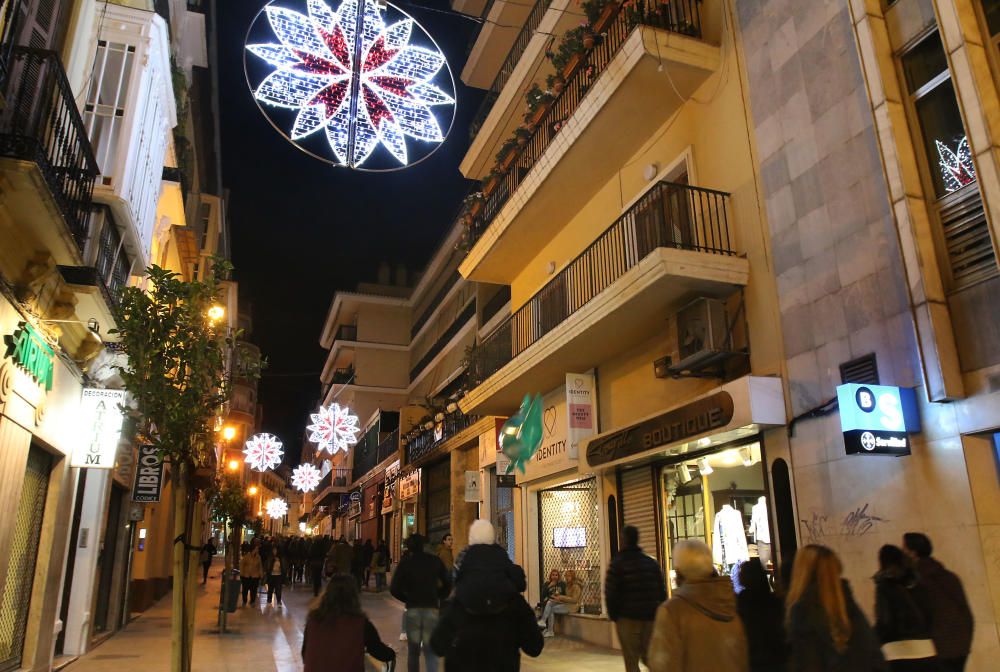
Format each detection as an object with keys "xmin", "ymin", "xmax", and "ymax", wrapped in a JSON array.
[{"xmin": 63, "ymin": 561, "xmax": 623, "ymax": 672}]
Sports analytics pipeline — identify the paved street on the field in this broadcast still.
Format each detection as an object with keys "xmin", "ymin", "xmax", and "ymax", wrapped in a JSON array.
[{"xmin": 63, "ymin": 561, "xmax": 622, "ymax": 672}]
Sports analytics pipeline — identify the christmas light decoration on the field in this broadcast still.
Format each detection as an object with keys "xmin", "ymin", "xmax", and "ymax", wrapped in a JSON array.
[
  {"xmin": 291, "ymin": 462, "xmax": 323, "ymax": 492},
  {"xmin": 266, "ymin": 497, "xmax": 289, "ymax": 519},
  {"xmin": 244, "ymin": 433, "xmax": 284, "ymax": 471},
  {"xmin": 306, "ymin": 403, "xmax": 360, "ymax": 454},
  {"xmin": 245, "ymin": 0, "xmax": 456, "ymax": 170},
  {"xmin": 937, "ymin": 136, "xmax": 976, "ymax": 193}
]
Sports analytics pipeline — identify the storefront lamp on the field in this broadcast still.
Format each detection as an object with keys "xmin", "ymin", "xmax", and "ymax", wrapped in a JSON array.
[
  {"xmin": 223, "ymin": 426, "xmax": 237, "ymax": 441},
  {"xmin": 227, "ymin": 459, "xmax": 241, "ymax": 471},
  {"xmin": 697, "ymin": 457, "xmax": 713, "ymax": 475},
  {"xmin": 740, "ymin": 447, "xmax": 754, "ymax": 467},
  {"xmin": 207, "ymin": 305, "xmax": 225, "ymax": 321},
  {"xmin": 248, "ymin": 486, "xmax": 259, "ymax": 496}
]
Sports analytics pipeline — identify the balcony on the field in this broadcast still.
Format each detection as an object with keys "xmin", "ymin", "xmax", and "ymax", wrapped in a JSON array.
[
  {"xmin": 410, "ymin": 300, "xmax": 476, "ymax": 382},
  {"xmin": 314, "ymin": 467, "xmax": 352, "ymax": 507},
  {"xmin": 461, "ymin": 181, "xmax": 749, "ymax": 414},
  {"xmin": 351, "ymin": 412, "xmax": 400, "ymax": 483},
  {"xmin": 335, "ymin": 324, "xmax": 358, "ymax": 342},
  {"xmin": 0, "ymin": 47, "xmax": 99, "ymax": 254},
  {"xmin": 461, "ymin": 0, "xmax": 719, "ymax": 283},
  {"xmin": 403, "ymin": 411, "xmax": 482, "ymax": 466}
]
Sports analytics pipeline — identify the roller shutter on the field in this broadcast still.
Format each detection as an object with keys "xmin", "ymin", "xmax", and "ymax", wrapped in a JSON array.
[{"xmin": 619, "ymin": 466, "xmax": 658, "ymax": 559}]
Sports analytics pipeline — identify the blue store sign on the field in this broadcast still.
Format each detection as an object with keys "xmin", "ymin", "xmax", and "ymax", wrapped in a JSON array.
[{"xmin": 836, "ymin": 384, "xmax": 920, "ymax": 456}]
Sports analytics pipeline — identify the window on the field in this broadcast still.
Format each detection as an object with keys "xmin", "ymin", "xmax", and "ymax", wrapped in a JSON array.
[
  {"xmin": 902, "ymin": 32, "xmax": 976, "ymax": 198},
  {"xmin": 84, "ymin": 41, "xmax": 135, "ymax": 181}
]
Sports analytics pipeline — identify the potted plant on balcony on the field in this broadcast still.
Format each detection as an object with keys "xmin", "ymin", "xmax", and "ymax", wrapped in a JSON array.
[
  {"xmin": 548, "ymin": 26, "xmax": 588, "ymax": 81},
  {"xmin": 495, "ymin": 136, "xmax": 519, "ymax": 171},
  {"xmin": 524, "ymin": 83, "xmax": 554, "ymax": 129},
  {"xmin": 481, "ymin": 168, "xmax": 501, "ymax": 196},
  {"xmin": 462, "ymin": 190, "xmax": 484, "ymax": 219},
  {"xmin": 582, "ymin": 0, "xmax": 621, "ymax": 33},
  {"xmin": 546, "ymin": 72, "xmax": 565, "ymax": 95},
  {"xmin": 514, "ymin": 125, "xmax": 533, "ymax": 147}
]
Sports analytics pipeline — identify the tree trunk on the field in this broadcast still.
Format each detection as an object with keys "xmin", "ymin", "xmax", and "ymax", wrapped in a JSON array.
[
  {"xmin": 170, "ymin": 463, "xmax": 194, "ymax": 672},
  {"xmin": 184, "ymin": 501, "xmax": 202, "ymax": 656}
]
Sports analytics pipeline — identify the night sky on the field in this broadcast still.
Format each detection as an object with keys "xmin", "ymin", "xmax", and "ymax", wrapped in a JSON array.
[{"xmin": 217, "ymin": 0, "xmax": 482, "ymax": 462}]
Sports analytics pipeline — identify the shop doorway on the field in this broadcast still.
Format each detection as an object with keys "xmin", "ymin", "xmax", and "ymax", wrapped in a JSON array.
[
  {"xmin": 491, "ymin": 471, "xmax": 515, "ymax": 561},
  {"xmin": 92, "ymin": 483, "xmax": 126, "ymax": 638},
  {"xmin": 0, "ymin": 446, "xmax": 52, "ymax": 672},
  {"xmin": 424, "ymin": 459, "xmax": 450, "ymax": 544},
  {"xmin": 537, "ymin": 478, "xmax": 601, "ymax": 614},
  {"xmin": 659, "ymin": 441, "xmax": 772, "ymax": 592}
]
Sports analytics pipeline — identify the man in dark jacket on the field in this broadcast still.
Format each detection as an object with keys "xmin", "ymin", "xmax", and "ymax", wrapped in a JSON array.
[
  {"xmin": 391, "ymin": 534, "xmax": 452, "ymax": 672},
  {"xmin": 903, "ymin": 532, "xmax": 974, "ymax": 671},
  {"xmin": 431, "ymin": 594, "xmax": 543, "ymax": 672},
  {"xmin": 605, "ymin": 526, "xmax": 667, "ymax": 672}
]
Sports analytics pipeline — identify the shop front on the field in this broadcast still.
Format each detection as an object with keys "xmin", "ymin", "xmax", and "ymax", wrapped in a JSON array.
[
  {"xmin": 583, "ymin": 376, "xmax": 787, "ymax": 592},
  {"xmin": 478, "ymin": 418, "xmax": 514, "ymax": 560},
  {"xmin": 398, "ymin": 468, "xmax": 420, "ymax": 555},
  {"xmin": 382, "ymin": 461, "xmax": 399, "ymax": 556},
  {"xmin": 423, "ymin": 458, "xmax": 450, "ymax": 544},
  {"xmin": 359, "ymin": 474, "xmax": 384, "ymax": 544}
]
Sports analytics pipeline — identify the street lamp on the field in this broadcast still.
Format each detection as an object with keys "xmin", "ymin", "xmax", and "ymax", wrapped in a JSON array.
[
  {"xmin": 227, "ymin": 459, "xmax": 241, "ymax": 472},
  {"xmin": 207, "ymin": 304, "xmax": 225, "ymax": 322},
  {"xmin": 248, "ymin": 486, "xmax": 258, "ymax": 496},
  {"xmin": 222, "ymin": 425, "xmax": 236, "ymax": 442}
]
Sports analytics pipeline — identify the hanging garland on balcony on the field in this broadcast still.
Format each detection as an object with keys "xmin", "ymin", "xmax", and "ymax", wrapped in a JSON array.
[
  {"xmin": 291, "ymin": 462, "xmax": 323, "ymax": 492},
  {"xmin": 244, "ymin": 433, "xmax": 285, "ymax": 471},
  {"xmin": 307, "ymin": 402, "xmax": 361, "ymax": 454},
  {"xmin": 244, "ymin": 0, "xmax": 456, "ymax": 171}
]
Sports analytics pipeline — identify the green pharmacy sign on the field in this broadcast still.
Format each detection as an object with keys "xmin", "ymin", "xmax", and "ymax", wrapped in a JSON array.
[{"xmin": 4, "ymin": 322, "xmax": 55, "ymax": 391}]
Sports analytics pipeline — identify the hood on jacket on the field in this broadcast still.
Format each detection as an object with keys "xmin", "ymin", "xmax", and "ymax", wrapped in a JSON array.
[{"xmin": 674, "ymin": 576, "xmax": 738, "ymax": 622}]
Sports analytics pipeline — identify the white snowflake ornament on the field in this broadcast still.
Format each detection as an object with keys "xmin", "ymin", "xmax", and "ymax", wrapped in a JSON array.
[
  {"xmin": 266, "ymin": 498, "xmax": 289, "ymax": 519},
  {"xmin": 306, "ymin": 403, "xmax": 360, "ymax": 454},
  {"xmin": 291, "ymin": 463, "xmax": 323, "ymax": 492},
  {"xmin": 244, "ymin": 433, "xmax": 284, "ymax": 472},
  {"xmin": 245, "ymin": 0, "xmax": 456, "ymax": 170}
]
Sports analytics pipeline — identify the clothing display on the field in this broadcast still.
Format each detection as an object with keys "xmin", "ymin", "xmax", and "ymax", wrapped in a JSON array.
[
  {"xmin": 748, "ymin": 497, "xmax": 770, "ymax": 544},
  {"xmin": 712, "ymin": 504, "xmax": 749, "ymax": 567}
]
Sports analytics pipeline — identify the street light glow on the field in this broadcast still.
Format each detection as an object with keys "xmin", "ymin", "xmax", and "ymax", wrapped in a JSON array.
[
  {"xmin": 248, "ymin": 486, "xmax": 259, "ymax": 495},
  {"xmin": 207, "ymin": 304, "xmax": 225, "ymax": 321},
  {"xmin": 222, "ymin": 426, "xmax": 236, "ymax": 441},
  {"xmin": 227, "ymin": 459, "xmax": 241, "ymax": 471}
]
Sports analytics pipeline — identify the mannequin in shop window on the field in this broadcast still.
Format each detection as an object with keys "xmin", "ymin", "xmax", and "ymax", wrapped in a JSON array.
[
  {"xmin": 712, "ymin": 503, "xmax": 749, "ymax": 572},
  {"xmin": 749, "ymin": 497, "xmax": 771, "ymax": 569}
]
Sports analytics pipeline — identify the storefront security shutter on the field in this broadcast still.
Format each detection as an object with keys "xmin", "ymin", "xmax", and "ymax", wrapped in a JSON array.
[{"xmin": 620, "ymin": 466, "xmax": 657, "ymax": 559}]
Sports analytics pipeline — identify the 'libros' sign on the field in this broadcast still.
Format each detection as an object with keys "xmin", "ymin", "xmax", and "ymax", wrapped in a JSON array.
[
  {"xmin": 132, "ymin": 445, "xmax": 164, "ymax": 502},
  {"xmin": 836, "ymin": 384, "xmax": 920, "ymax": 456}
]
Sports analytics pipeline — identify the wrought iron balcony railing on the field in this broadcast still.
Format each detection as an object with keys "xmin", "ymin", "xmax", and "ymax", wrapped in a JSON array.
[
  {"xmin": 468, "ymin": 181, "xmax": 731, "ymax": 386},
  {"xmin": 93, "ymin": 205, "xmax": 129, "ymax": 307},
  {"xmin": 404, "ymin": 411, "xmax": 481, "ymax": 465},
  {"xmin": 468, "ymin": 0, "xmax": 702, "ymax": 249},
  {"xmin": 0, "ymin": 47, "xmax": 99, "ymax": 249}
]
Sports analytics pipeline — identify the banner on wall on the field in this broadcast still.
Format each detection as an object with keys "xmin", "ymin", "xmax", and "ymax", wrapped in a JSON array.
[
  {"xmin": 566, "ymin": 372, "xmax": 596, "ymax": 459},
  {"xmin": 518, "ymin": 372, "xmax": 597, "ymax": 484},
  {"xmin": 72, "ymin": 388, "xmax": 127, "ymax": 468}
]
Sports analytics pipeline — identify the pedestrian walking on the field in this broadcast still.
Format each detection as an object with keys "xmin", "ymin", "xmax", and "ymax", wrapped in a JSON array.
[
  {"xmin": 431, "ymin": 591, "xmax": 543, "ymax": 672},
  {"xmin": 352, "ymin": 538, "xmax": 366, "ymax": 588},
  {"xmin": 437, "ymin": 533, "xmax": 454, "ymax": 575},
  {"xmin": 362, "ymin": 539, "xmax": 375, "ymax": 588},
  {"xmin": 309, "ymin": 537, "xmax": 327, "ymax": 597},
  {"xmin": 647, "ymin": 539, "xmax": 748, "ymax": 672},
  {"xmin": 902, "ymin": 533, "xmax": 973, "ymax": 672},
  {"xmin": 302, "ymin": 574, "xmax": 396, "ymax": 672},
  {"xmin": 453, "ymin": 520, "xmax": 526, "ymax": 616},
  {"xmin": 200, "ymin": 538, "xmax": 217, "ymax": 584},
  {"xmin": 372, "ymin": 540, "xmax": 390, "ymax": 592},
  {"xmin": 329, "ymin": 536, "xmax": 352, "ymax": 576},
  {"xmin": 736, "ymin": 558, "xmax": 787, "ymax": 672},
  {"xmin": 874, "ymin": 544, "xmax": 939, "ymax": 670},
  {"xmin": 785, "ymin": 544, "xmax": 886, "ymax": 672},
  {"xmin": 605, "ymin": 525, "xmax": 667, "ymax": 672},
  {"xmin": 390, "ymin": 534, "xmax": 451, "ymax": 672},
  {"xmin": 266, "ymin": 548, "xmax": 286, "ymax": 606},
  {"xmin": 239, "ymin": 542, "xmax": 263, "ymax": 607}
]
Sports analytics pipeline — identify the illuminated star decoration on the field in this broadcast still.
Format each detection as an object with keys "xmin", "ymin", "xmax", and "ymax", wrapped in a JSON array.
[
  {"xmin": 244, "ymin": 433, "xmax": 284, "ymax": 472},
  {"xmin": 266, "ymin": 498, "xmax": 289, "ymax": 519},
  {"xmin": 499, "ymin": 393, "xmax": 543, "ymax": 475},
  {"xmin": 937, "ymin": 136, "xmax": 976, "ymax": 192},
  {"xmin": 291, "ymin": 462, "xmax": 323, "ymax": 492},
  {"xmin": 306, "ymin": 403, "xmax": 360, "ymax": 454},
  {"xmin": 246, "ymin": 0, "xmax": 455, "ymax": 169}
]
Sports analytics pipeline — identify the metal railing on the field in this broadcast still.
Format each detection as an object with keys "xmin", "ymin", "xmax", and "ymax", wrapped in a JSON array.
[
  {"xmin": 468, "ymin": 181, "xmax": 731, "ymax": 386},
  {"xmin": 376, "ymin": 428, "xmax": 400, "ymax": 464},
  {"xmin": 93, "ymin": 205, "xmax": 129, "ymax": 308},
  {"xmin": 0, "ymin": 47, "xmax": 99, "ymax": 250},
  {"xmin": 469, "ymin": 0, "xmax": 554, "ymax": 140},
  {"xmin": 409, "ymin": 300, "xmax": 476, "ymax": 381},
  {"xmin": 405, "ymin": 412, "xmax": 481, "ymax": 465},
  {"xmin": 335, "ymin": 324, "xmax": 358, "ymax": 342},
  {"xmin": 469, "ymin": 0, "xmax": 702, "ymax": 247},
  {"xmin": 481, "ymin": 286, "xmax": 511, "ymax": 325},
  {"xmin": 331, "ymin": 366, "xmax": 354, "ymax": 384}
]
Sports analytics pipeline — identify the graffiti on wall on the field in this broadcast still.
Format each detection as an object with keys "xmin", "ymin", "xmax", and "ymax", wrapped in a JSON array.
[{"xmin": 801, "ymin": 503, "xmax": 888, "ymax": 544}]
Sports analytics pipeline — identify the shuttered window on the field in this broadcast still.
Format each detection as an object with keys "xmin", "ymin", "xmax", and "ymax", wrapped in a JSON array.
[
  {"xmin": 619, "ymin": 467, "xmax": 658, "ymax": 559},
  {"xmin": 939, "ymin": 185, "xmax": 998, "ymax": 289}
]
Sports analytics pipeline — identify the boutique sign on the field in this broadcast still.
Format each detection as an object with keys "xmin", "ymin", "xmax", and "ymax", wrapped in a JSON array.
[{"xmin": 836, "ymin": 384, "xmax": 920, "ymax": 457}]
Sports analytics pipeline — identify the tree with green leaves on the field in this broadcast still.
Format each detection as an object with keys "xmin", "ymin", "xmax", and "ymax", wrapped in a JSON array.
[{"xmin": 111, "ymin": 262, "xmax": 234, "ymax": 672}]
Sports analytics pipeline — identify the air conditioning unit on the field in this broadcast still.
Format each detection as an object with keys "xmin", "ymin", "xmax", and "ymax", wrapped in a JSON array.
[{"xmin": 674, "ymin": 298, "xmax": 730, "ymax": 371}]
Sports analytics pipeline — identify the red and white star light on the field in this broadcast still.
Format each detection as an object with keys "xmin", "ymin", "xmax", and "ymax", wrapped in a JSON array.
[
  {"xmin": 266, "ymin": 498, "xmax": 289, "ymax": 519},
  {"xmin": 244, "ymin": 433, "xmax": 284, "ymax": 472},
  {"xmin": 246, "ymin": 0, "xmax": 455, "ymax": 169},
  {"xmin": 291, "ymin": 462, "xmax": 323, "ymax": 492},
  {"xmin": 306, "ymin": 403, "xmax": 360, "ymax": 454}
]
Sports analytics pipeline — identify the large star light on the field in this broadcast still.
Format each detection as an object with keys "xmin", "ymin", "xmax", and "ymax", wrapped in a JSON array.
[
  {"xmin": 291, "ymin": 463, "xmax": 323, "ymax": 492},
  {"xmin": 306, "ymin": 403, "xmax": 360, "ymax": 454},
  {"xmin": 245, "ymin": 0, "xmax": 456, "ymax": 170},
  {"xmin": 266, "ymin": 498, "xmax": 289, "ymax": 519},
  {"xmin": 244, "ymin": 433, "xmax": 284, "ymax": 472}
]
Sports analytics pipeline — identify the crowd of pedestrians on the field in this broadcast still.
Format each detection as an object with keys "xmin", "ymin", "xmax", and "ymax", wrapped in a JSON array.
[{"xmin": 224, "ymin": 523, "xmax": 973, "ymax": 672}]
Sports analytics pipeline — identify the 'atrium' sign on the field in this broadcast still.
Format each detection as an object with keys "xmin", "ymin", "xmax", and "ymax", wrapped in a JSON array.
[{"xmin": 73, "ymin": 388, "xmax": 127, "ymax": 468}]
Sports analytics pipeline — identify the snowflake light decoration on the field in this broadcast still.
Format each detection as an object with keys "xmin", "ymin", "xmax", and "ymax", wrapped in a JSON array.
[
  {"xmin": 266, "ymin": 497, "xmax": 289, "ymax": 519},
  {"xmin": 936, "ymin": 136, "xmax": 976, "ymax": 193},
  {"xmin": 244, "ymin": 433, "xmax": 284, "ymax": 472},
  {"xmin": 291, "ymin": 462, "xmax": 323, "ymax": 492},
  {"xmin": 245, "ymin": 0, "xmax": 456, "ymax": 170},
  {"xmin": 306, "ymin": 403, "xmax": 360, "ymax": 454}
]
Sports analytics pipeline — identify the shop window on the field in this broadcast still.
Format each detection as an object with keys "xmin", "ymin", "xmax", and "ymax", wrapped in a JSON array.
[
  {"xmin": 538, "ymin": 478, "xmax": 601, "ymax": 614},
  {"xmin": 660, "ymin": 442, "xmax": 771, "ymax": 592}
]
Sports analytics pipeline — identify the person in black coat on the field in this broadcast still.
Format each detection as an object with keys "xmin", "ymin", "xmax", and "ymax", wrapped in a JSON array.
[
  {"xmin": 736, "ymin": 558, "xmax": 787, "ymax": 672},
  {"xmin": 605, "ymin": 526, "xmax": 667, "ymax": 672},
  {"xmin": 453, "ymin": 520, "xmax": 526, "ymax": 614},
  {"xmin": 431, "ymin": 592, "xmax": 543, "ymax": 671},
  {"xmin": 874, "ymin": 545, "xmax": 940, "ymax": 671},
  {"xmin": 391, "ymin": 534, "xmax": 452, "ymax": 672}
]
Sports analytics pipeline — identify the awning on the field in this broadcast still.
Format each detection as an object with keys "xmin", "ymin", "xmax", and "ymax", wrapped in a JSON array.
[{"xmin": 581, "ymin": 376, "xmax": 785, "ymax": 472}]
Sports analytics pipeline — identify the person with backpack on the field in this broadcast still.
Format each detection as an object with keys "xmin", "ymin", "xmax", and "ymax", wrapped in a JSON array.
[
  {"xmin": 605, "ymin": 526, "xmax": 667, "ymax": 672},
  {"xmin": 874, "ymin": 545, "xmax": 939, "ymax": 670},
  {"xmin": 391, "ymin": 534, "xmax": 451, "ymax": 672},
  {"xmin": 452, "ymin": 520, "xmax": 526, "ymax": 616},
  {"xmin": 302, "ymin": 574, "xmax": 396, "ymax": 672}
]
